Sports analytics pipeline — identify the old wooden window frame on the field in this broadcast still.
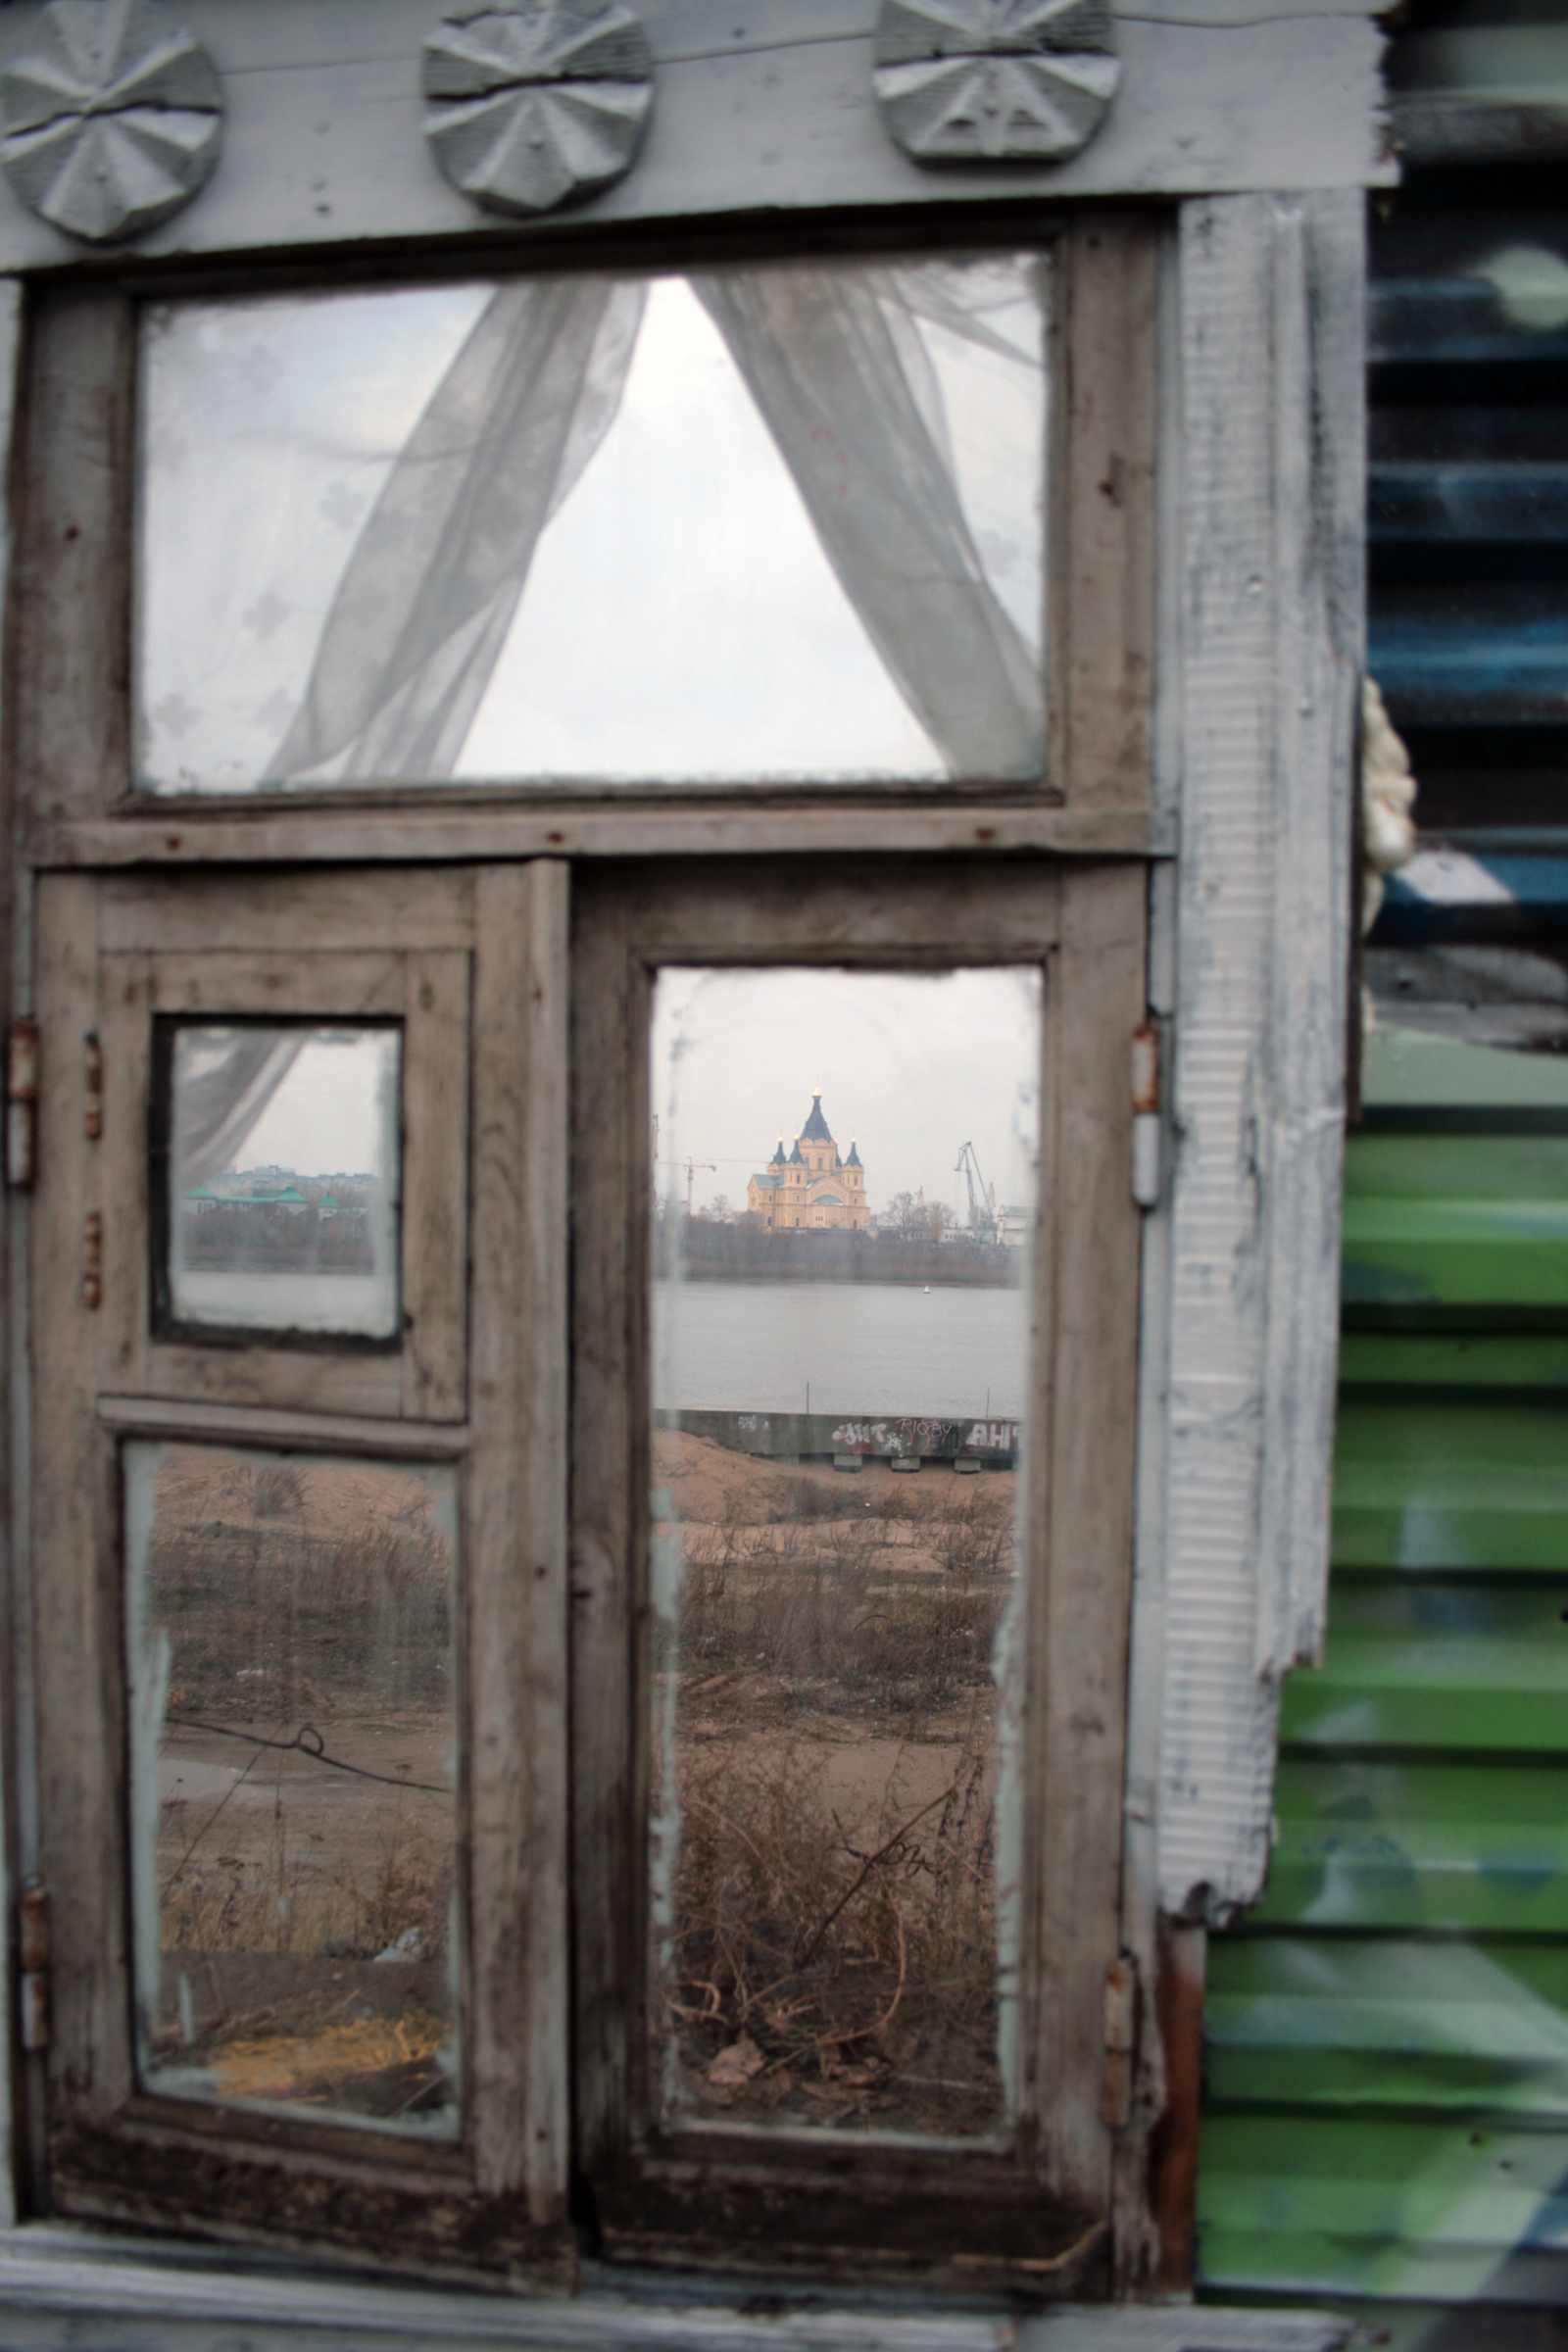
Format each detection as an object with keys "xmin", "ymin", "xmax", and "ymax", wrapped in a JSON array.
[
  {"xmin": 29, "ymin": 861, "xmax": 573, "ymax": 2277},
  {"xmin": 570, "ymin": 857, "xmax": 1144, "ymax": 2293},
  {"xmin": 6, "ymin": 204, "xmax": 1161, "ymax": 2288}
]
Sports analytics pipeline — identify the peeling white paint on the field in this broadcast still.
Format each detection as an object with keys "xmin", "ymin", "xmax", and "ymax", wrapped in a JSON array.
[{"xmin": 1153, "ymin": 192, "xmax": 1361, "ymax": 1925}]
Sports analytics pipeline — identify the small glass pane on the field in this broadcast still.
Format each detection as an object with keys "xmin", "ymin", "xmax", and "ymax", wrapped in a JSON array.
[
  {"xmin": 649, "ymin": 968, "xmax": 1041, "ymax": 2141},
  {"xmin": 165, "ymin": 1024, "xmax": 400, "ymax": 1340},
  {"xmin": 138, "ymin": 256, "xmax": 1047, "ymax": 793},
  {"xmin": 126, "ymin": 1442, "xmax": 458, "ymax": 2132}
]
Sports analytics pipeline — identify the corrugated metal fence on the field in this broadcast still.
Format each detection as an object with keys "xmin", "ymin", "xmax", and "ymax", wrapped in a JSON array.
[{"xmin": 1199, "ymin": 179, "xmax": 1568, "ymax": 2330}]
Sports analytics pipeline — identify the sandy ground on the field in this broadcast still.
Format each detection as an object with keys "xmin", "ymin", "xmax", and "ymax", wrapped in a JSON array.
[{"xmin": 138, "ymin": 1432, "xmax": 1016, "ymax": 2138}]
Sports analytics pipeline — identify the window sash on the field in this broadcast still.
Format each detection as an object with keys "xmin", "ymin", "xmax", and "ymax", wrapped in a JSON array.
[
  {"xmin": 28, "ymin": 863, "xmax": 574, "ymax": 2278},
  {"xmin": 568, "ymin": 858, "xmax": 1145, "ymax": 2289}
]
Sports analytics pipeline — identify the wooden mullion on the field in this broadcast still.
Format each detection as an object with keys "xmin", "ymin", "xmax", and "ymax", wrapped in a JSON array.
[
  {"xmin": 13, "ymin": 293, "xmax": 135, "ymax": 841},
  {"xmin": 40, "ymin": 805, "xmax": 1172, "ymax": 870},
  {"xmin": 32, "ymin": 876, "xmax": 135, "ymax": 2128},
  {"xmin": 1034, "ymin": 864, "xmax": 1146, "ymax": 2203},
  {"xmin": 1054, "ymin": 216, "xmax": 1159, "ymax": 812},
  {"xmin": 400, "ymin": 949, "xmax": 469, "ymax": 1423},
  {"xmin": 466, "ymin": 864, "xmax": 572, "ymax": 2237},
  {"xmin": 569, "ymin": 874, "xmax": 638, "ymax": 2176}
]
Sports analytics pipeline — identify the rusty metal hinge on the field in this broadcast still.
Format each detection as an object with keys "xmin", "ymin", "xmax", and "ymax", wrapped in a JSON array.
[
  {"xmin": 83, "ymin": 1028, "xmax": 102, "ymax": 1141},
  {"xmin": 1102, "ymin": 1950, "xmax": 1139, "ymax": 2130},
  {"xmin": 19, "ymin": 1878, "xmax": 49, "ymax": 2052},
  {"xmin": 82, "ymin": 1209, "xmax": 102, "ymax": 1310},
  {"xmin": 1131, "ymin": 1021, "xmax": 1161, "ymax": 1210},
  {"xmin": 5, "ymin": 1019, "xmax": 36, "ymax": 1190}
]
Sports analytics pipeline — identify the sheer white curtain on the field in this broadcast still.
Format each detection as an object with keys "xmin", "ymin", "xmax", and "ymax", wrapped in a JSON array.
[
  {"xmin": 172, "ymin": 1031, "xmax": 306, "ymax": 1191},
  {"xmin": 266, "ymin": 263, "xmax": 1042, "ymax": 787}
]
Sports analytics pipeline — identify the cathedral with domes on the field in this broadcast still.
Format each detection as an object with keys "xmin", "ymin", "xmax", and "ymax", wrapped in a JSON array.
[{"xmin": 747, "ymin": 1093, "xmax": 867, "ymax": 1231}]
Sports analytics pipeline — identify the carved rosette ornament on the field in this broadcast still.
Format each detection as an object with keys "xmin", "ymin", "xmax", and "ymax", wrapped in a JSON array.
[
  {"xmin": 423, "ymin": 1, "xmax": 653, "ymax": 219},
  {"xmin": 874, "ymin": 0, "xmax": 1120, "ymax": 168},
  {"xmin": 0, "ymin": 0, "xmax": 222, "ymax": 243}
]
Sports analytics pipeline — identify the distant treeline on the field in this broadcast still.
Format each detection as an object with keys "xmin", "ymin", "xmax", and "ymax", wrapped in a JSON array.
[
  {"xmin": 180, "ymin": 1204, "xmax": 376, "ymax": 1275},
  {"xmin": 659, "ymin": 1220, "xmax": 1019, "ymax": 1287}
]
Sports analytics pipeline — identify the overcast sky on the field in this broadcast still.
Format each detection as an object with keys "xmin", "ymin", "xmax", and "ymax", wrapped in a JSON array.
[
  {"xmin": 139, "ymin": 263, "xmax": 1044, "ymax": 791},
  {"xmin": 653, "ymin": 967, "xmax": 1042, "ymax": 1221},
  {"xmin": 217, "ymin": 1034, "xmax": 398, "ymax": 1181}
]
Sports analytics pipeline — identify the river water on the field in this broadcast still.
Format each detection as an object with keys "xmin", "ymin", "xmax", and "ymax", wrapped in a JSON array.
[{"xmin": 653, "ymin": 1278, "xmax": 1030, "ymax": 1419}]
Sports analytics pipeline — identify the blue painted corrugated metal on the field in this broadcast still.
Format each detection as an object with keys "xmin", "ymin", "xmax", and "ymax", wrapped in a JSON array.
[{"xmin": 1198, "ymin": 175, "xmax": 1568, "ymax": 2323}]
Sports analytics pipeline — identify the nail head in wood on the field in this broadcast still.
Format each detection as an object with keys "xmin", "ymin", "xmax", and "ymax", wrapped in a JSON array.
[{"xmin": 84, "ymin": 1029, "xmax": 102, "ymax": 1140}]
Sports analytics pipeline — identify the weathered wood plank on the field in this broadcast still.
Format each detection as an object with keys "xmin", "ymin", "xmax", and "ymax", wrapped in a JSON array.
[
  {"xmin": 145, "ymin": 952, "xmax": 402, "ymax": 1017},
  {"xmin": 593, "ymin": 857, "xmax": 1066, "ymax": 965},
  {"xmin": 95, "ymin": 1395, "xmax": 468, "ymax": 1457},
  {"xmin": 11, "ymin": 297, "xmax": 133, "ymax": 828},
  {"xmin": 401, "ymin": 951, "xmax": 469, "ymax": 1424},
  {"xmin": 45, "ymin": 808, "xmax": 1174, "ymax": 870},
  {"xmin": 0, "ymin": 270, "xmax": 27, "ymax": 2232},
  {"xmin": 0, "ymin": 3, "xmax": 1391, "ymax": 276},
  {"xmin": 568, "ymin": 874, "xmax": 637, "ymax": 2172},
  {"xmin": 467, "ymin": 865, "xmax": 571, "ymax": 2229},
  {"xmin": 96, "ymin": 952, "xmax": 152, "ymax": 1401},
  {"xmin": 1055, "ymin": 220, "xmax": 1158, "ymax": 811},
  {"xmin": 0, "ymin": 2222, "xmax": 1355, "ymax": 2349},
  {"xmin": 139, "ymin": 1340, "xmax": 403, "ymax": 1420},
  {"xmin": 1035, "ymin": 865, "xmax": 1145, "ymax": 2205},
  {"xmin": 98, "ymin": 871, "xmax": 474, "ymax": 955},
  {"xmin": 32, "ymin": 876, "xmax": 134, "ymax": 2124}
]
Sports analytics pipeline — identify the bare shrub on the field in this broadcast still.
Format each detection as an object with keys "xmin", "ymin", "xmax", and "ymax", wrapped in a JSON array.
[
  {"xmin": 252, "ymin": 1463, "xmax": 305, "ymax": 1519},
  {"xmin": 150, "ymin": 1508, "xmax": 451, "ymax": 1717},
  {"xmin": 659, "ymin": 1732, "xmax": 1000, "ymax": 2135},
  {"xmin": 674, "ymin": 1528, "xmax": 1003, "ymax": 1713},
  {"xmin": 161, "ymin": 1792, "xmax": 451, "ymax": 1965}
]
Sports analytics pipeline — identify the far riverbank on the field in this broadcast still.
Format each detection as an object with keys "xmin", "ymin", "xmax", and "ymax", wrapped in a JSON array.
[{"xmin": 660, "ymin": 1225, "xmax": 1021, "ymax": 1288}]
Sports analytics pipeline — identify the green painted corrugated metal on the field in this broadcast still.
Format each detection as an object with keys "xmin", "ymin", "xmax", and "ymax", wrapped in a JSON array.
[{"xmin": 1198, "ymin": 1031, "xmax": 1568, "ymax": 2307}]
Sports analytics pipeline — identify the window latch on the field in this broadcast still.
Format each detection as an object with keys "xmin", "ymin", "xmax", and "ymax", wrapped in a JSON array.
[
  {"xmin": 19, "ymin": 1878, "xmax": 49, "ymax": 2052},
  {"xmin": 1102, "ymin": 1949, "xmax": 1139, "ymax": 2130}
]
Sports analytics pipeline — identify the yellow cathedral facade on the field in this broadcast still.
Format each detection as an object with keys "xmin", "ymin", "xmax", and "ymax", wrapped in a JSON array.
[{"xmin": 747, "ymin": 1093, "xmax": 867, "ymax": 1231}]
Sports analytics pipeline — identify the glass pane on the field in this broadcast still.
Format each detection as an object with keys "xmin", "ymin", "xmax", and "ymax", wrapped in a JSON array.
[
  {"xmin": 126, "ymin": 1442, "xmax": 458, "ymax": 2133},
  {"xmin": 138, "ymin": 256, "xmax": 1047, "ymax": 793},
  {"xmin": 164, "ymin": 1024, "xmax": 400, "ymax": 1340},
  {"xmin": 648, "ymin": 968, "xmax": 1041, "ymax": 2141}
]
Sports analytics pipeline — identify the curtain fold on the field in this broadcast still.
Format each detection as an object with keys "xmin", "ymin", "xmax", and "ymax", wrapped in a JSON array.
[
  {"xmin": 691, "ymin": 266, "xmax": 1043, "ymax": 779},
  {"xmin": 267, "ymin": 261, "xmax": 1041, "ymax": 787},
  {"xmin": 173, "ymin": 1032, "xmax": 307, "ymax": 1192},
  {"xmin": 268, "ymin": 275, "xmax": 646, "ymax": 784}
]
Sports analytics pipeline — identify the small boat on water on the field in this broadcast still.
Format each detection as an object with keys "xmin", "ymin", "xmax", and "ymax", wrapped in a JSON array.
[{"xmin": 923, "ymin": 1285, "xmax": 930, "ymax": 1295}]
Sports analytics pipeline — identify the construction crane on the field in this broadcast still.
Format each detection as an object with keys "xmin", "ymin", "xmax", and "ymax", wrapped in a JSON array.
[
  {"xmin": 955, "ymin": 1142, "xmax": 997, "ymax": 1241},
  {"xmin": 682, "ymin": 1158, "xmax": 716, "ymax": 1215}
]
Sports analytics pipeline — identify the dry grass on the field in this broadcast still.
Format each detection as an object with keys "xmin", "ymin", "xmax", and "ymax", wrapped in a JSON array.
[
  {"xmin": 160, "ymin": 1795, "xmax": 450, "ymax": 1965},
  {"xmin": 139, "ymin": 1449, "xmax": 457, "ymax": 2120},
  {"xmin": 659, "ymin": 1729, "xmax": 1001, "ymax": 2134},
  {"xmin": 655, "ymin": 1444, "xmax": 1017, "ymax": 2135},
  {"xmin": 670, "ymin": 1486, "xmax": 1012, "ymax": 1717}
]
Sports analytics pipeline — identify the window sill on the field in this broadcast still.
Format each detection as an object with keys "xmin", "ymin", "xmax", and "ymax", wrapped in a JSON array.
[{"xmin": 0, "ymin": 2228, "xmax": 1350, "ymax": 2351}]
